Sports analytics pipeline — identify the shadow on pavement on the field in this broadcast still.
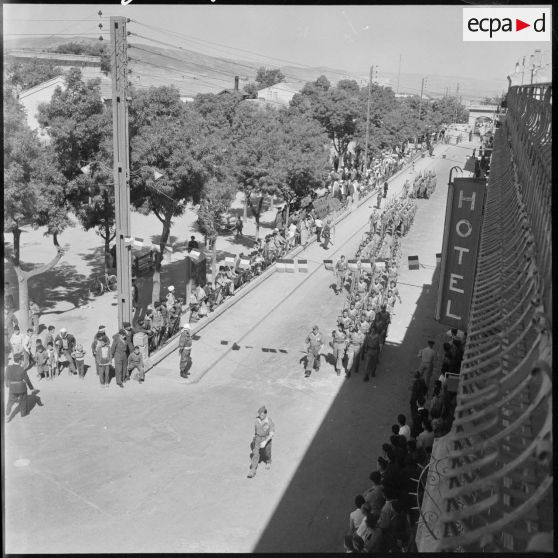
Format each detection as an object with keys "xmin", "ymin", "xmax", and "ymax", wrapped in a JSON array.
[
  {"xmin": 28, "ymin": 262, "xmax": 91, "ymax": 312},
  {"xmin": 253, "ymin": 263, "xmax": 446, "ymax": 553}
]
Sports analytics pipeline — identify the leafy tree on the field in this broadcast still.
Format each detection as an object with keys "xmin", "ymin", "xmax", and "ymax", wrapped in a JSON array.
[
  {"xmin": 255, "ymin": 67, "xmax": 285, "ymax": 88},
  {"xmin": 193, "ymin": 90, "xmax": 245, "ymax": 131},
  {"xmin": 273, "ymin": 110, "xmax": 329, "ymax": 223},
  {"xmin": 37, "ymin": 68, "xmax": 115, "ymax": 268},
  {"xmin": 6, "ymin": 59, "xmax": 64, "ymax": 91},
  {"xmin": 197, "ymin": 178, "xmax": 236, "ymax": 282},
  {"xmin": 53, "ymin": 41, "xmax": 110, "ymax": 73},
  {"xmin": 243, "ymin": 66, "xmax": 285, "ymax": 98},
  {"xmin": 4, "ymin": 85, "xmax": 69, "ymax": 328},
  {"xmin": 129, "ymin": 86, "xmax": 230, "ymax": 276},
  {"xmin": 229, "ymin": 104, "xmax": 284, "ymax": 240},
  {"xmin": 290, "ymin": 76, "xmax": 361, "ymax": 162}
]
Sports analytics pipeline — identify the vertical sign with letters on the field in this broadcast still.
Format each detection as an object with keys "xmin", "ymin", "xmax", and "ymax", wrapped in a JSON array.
[{"xmin": 436, "ymin": 178, "xmax": 486, "ymax": 330}]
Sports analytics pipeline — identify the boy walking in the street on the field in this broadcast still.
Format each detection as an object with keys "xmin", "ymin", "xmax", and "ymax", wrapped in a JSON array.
[{"xmin": 71, "ymin": 343, "xmax": 86, "ymax": 379}]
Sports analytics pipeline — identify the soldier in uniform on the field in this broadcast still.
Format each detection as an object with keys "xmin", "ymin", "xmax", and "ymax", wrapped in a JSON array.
[
  {"xmin": 304, "ymin": 325, "xmax": 323, "ymax": 378},
  {"xmin": 375, "ymin": 304, "xmax": 392, "ymax": 347},
  {"xmin": 334, "ymin": 255, "xmax": 348, "ymax": 295},
  {"xmin": 178, "ymin": 323, "xmax": 193, "ymax": 378},
  {"xmin": 362, "ymin": 326, "xmax": 382, "ymax": 381},
  {"xmin": 346, "ymin": 324, "xmax": 365, "ymax": 378},
  {"xmin": 338, "ymin": 309, "xmax": 353, "ymax": 332},
  {"xmin": 111, "ymin": 329, "xmax": 128, "ymax": 388},
  {"xmin": 330, "ymin": 323, "xmax": 347, "ymax": 376},
  {"xmin": 247, "ymin": 405, "xmax": 275, "ymax": 478},
  {"xmin": 5, "ymin": 353, "xmax": 36, "ymax": 418}
]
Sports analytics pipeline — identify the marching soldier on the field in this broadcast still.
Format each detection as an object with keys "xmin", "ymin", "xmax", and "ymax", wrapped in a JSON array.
[
  {"xmin": 338, "ymin": 309, "xmax": 353, "ymax": 332},
  {"xmin": 178, "ymin": 323, "xmax": 193, "ymax": 378},
  {"xmin": 362, "ymin": 327, "xmax": 382, "ymax": 382},
  {"xmin": 304, "ymin": 325, "xmax": 323, "ymax": 378},
  {"xmin": 247, "ymin": 405, "xmax": 275, "ymax": 478},
  {"xmin": 330, "ymin": 323, "xmax": 347, "ymax": 376},
  {"xmin": 345, "ymin": 324, "xmax": 365, "ymax": 378},
  {"xmin": 334, "ymin": 255, "xmax": 348, "ymax": 295}
]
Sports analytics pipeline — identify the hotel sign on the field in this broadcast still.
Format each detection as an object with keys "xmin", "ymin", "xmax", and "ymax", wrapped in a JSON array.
[{"xmin": 436, "ymin": 177, "xmax": 486, "ymax": 329}]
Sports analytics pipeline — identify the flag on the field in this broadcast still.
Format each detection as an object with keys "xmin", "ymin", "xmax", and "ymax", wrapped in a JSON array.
[
  {"xmin": 408, "ymin": 255, "xmax": 420, "ymax": 270},
  {"xmin": 323, "ymin": 259, "xmax": 334, "ymax": 270},
  {"xmin": 124, "ymin": 237, "xmax": 133, "ymax": 246},
  {"xmin": 133, "ymin": 237, "xmax": 144, "ymax": 248},
  {"xmin": 239, "ymin": 257, "xmax": 251, "ymax": 270},
  {"xmin": 436, "ymin": 253, "xmax": 442, "ymax": 264},
  {"xmin": 224, "ymin": 256, "xmax": 235, "ymax": 268},
  {"xmin": 348, "ymin": 259, "xmax": 358, "ymax": 271},
  {"xmin": 297, "ymin": 259, "xmax": 308, "ymax": 273},
  {"xmin": 361, "ymin": 259, "xmax": 372, "ymax": 271},
  {"xmin": 276, "ymin": 259, "xmax": 286, "ymax": 272},
  {"xmin": 284, "ymin": 258, "xmax": 295, "ymax": 273}
]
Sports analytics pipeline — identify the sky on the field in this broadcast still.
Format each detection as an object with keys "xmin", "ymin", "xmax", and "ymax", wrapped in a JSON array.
[{"xmin": 3, "ymin": 4, "xmax": 552, "ymax": 84}]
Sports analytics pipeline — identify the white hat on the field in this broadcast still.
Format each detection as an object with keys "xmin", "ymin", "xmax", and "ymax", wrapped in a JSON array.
[
  {"xmin": 168, "ymin": 285, "xmax": 175, "ymax": 292},
  {"xmin": 182, "ymin": 323, "xmax": 191, "ymax": 330},
  {"xmin": 60, "ymin": 327, "xmax": 67, "ymax": 333}
]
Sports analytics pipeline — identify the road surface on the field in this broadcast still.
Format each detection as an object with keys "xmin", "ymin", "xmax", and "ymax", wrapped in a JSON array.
[{"xmin": 4, "ymin": 140, "xmax": 477, "ymax": 553}]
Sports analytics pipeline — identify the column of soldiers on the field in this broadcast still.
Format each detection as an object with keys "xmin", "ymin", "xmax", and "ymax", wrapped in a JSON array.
[
  {"xmin": 329, "ymin": 196, "xmax": 418, "ymax": 381},
  {"xmin": 404, "ymin": 170, "xmax": 437, "ymax": 200}
]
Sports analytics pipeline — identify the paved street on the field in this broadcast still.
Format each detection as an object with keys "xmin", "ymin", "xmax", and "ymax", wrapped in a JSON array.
[{"xmin": 4, "ymin": 140, "xmax": 477, "ymax": 553}]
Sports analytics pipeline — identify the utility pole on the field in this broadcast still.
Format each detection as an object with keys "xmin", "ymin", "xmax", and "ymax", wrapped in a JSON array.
[
  {"xmin": 418, "ymin": 77, "xmax": 426, "ymax": 120},
  {"xmin": 363, "ymin": 65, "xmax": 374, "ymax": 174},
  {"xmin": 396, "ymin": 53, "xmax": 402, "ymax": 94},
  {"xmin": 454, "ymin": 82, "xmax": 460, "ymax": 123},
  {"xmin": 110, "ymin": 16, "xmax": 133, "ymax": 329}
]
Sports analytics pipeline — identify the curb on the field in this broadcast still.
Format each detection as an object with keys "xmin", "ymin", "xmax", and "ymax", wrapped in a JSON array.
[{"xmin": 147, "ymin": 151, "xmax": 430, "ymax": 371}]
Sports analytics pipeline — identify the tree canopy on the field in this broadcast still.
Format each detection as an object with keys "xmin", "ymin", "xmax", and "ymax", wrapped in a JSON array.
[
  {"xmin": 4, "ymin": 84, "xmax": 68, "ymax": 326},
  {"xmin": 37, "ymin": 68, "xmax": 116, "ymax": 261},
  {"xmin": 5, "ymin": 59, "xmax": 64, "ymax": 91},
  {"xmin": 243, "ymin": 66, "xmax": 286, "ymax": 98}
]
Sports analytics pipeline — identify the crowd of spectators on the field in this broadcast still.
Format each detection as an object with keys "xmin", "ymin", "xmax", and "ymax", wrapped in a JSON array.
[{"xmin": 184, "ymin": 145, "xmax": 425, "ymax": 328}]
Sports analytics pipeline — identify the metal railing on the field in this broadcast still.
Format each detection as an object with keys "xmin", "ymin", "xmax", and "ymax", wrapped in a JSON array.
[{"xmin": 427, "ymin": 84, "xmax": 553, "ymax": 553}]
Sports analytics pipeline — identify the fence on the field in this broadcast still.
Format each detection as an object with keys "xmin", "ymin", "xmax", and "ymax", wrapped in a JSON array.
[{"xmin": 418, "ymin": 84, "xmax": 553, "ymax": 552}]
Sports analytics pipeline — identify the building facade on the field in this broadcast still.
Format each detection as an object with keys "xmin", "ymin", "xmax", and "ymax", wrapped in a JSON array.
[{"xmin": 417, "ymin": 83, "xmax": 552, "ymax": 552}]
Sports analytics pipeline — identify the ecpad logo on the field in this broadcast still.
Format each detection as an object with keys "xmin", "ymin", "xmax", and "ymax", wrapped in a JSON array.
[{"xmin": 463, "ymin": 7, "xmax": 551, "ymax": 42}]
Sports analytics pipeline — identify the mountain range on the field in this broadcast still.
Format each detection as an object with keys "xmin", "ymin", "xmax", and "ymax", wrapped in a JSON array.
[{"xmin": 4, "ymin": 36, "xmax": 505, "ymax": 101}]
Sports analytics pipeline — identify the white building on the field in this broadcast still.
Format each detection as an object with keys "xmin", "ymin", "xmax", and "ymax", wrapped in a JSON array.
[
  {"xmin": 17, "ymin": 68, "xmax": 111, "ymax": 142},
  {"xmin": 256, "ymin": 82, "xmax": 300, "ymax": 106}
]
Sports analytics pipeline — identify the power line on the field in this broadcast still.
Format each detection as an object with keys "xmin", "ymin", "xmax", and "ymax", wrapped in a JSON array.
[
  {"xmin": 4, "ymin": 33, "xmax": 108, "ymax": 36},
  {"xmin": 128, "ymin": 30, "xmax": 328, "ymax": 87},
  {"xmin": 129, "ymin": 57, "xmax": 232, "ymax": 89},
  {"xmin": 130, "ymin": 18, "xmax": 361, "ymax": 81}
]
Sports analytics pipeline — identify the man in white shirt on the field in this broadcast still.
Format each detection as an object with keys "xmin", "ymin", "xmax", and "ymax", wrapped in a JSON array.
[
  {"xmin": 314, "ymin": 217, "xmax": 323, "ymax": 243},
  {"xmin": 417, "ymin": 340, "xmax": 436, "ymax": 389},
  {"xmin": 397, "ymin": 414, "xmax": 411, "ymax": 440}
]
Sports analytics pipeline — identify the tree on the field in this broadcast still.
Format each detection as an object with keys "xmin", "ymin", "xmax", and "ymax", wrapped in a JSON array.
[
  {"xmin": 4, "ymin": 85, "xmax": 69, "ymax": 329},
  {"xmin": 255, "ymin": 67, "xmax": 285, "ymax": 88},
  {"xmin": 193, "ymin": 90, "xmax": 245, "ymax": 131},
  {"xmin": 129, "ymin": 86, "xmax": 230, "ymax": 282},
  {"xmin": 229, "ymin": 104, "xmax": 284, "ymax": 240},
  {"xmin": 290, "ymin": 76, "xmax": 361, "ymax": 162},
  {"xmin": 243, "ymin": 66, "xmax": 285, "ymax": 98},
  {"xmin": 37, "ymin": 68, "xmax": 115, "ymax": 268},
  {"xmin": 6, "ymin": 59, "xmax": 64, "ymax": 91},
  {"xmin": 53, "ymin": 41, "xmax": 110, "ymax": 73},
  {"xmin": 197, "ymin": 178, "xmax": 236, "ymax": 283},
  {"xmin": 273, "ymin": 110, "xmax": 329, "ymax": 223}
]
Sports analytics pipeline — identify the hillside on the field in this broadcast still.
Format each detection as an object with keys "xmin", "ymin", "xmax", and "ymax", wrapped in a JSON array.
[{"xmin": 4, "ymin": 35, "xmax": 505, "ymax": 100}]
